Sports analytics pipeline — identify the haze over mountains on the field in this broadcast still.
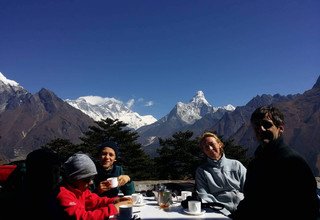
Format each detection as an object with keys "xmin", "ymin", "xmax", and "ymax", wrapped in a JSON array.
[{"xmin": 1, "ymin": 72, "xmax": 320, "ymax": 176}]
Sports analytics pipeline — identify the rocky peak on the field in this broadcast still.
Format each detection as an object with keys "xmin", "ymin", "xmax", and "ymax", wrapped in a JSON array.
[
  {"xmin": 0, "ymin": 72, "xmax": 19, "ymax": 87},
  {"xmin": 170, "ymin": 91, "xmax": 213, "ymax": 125},
  {"xmin": 0, "ymin": 73, "xmax": 29, "ymax": 113},
  {"xmin": 0, "ymin": 72, "xmax": 26, "ymax": 94},
  {"xmin": 190, "ymin": 90, "xmax": 211, "ymax": 107},
  {"xmin": 312, "ymin": 75, "xmax": 320, "ymax": 89}
]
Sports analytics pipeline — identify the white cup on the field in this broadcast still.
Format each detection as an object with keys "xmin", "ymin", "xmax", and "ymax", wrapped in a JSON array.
[
  {"xmin": 181, "ymin": 191, "xmax": 192, "ymax": 201},
  {"xmin": 132, "ymin": 193, "xmax": 144, "ymax": 205},
  {"xmin": 188, "ymin": 200, "xmax": 201, "ymax": 214},
  {"xmin": 118, "ymin": 192, "xmax": 124, "ymax": 197},
  {"xmin": 119, "ymin": 205, "xmax": 133, "ymax": 220},
  {"xmin": 107, "ymin": 177, "xmax": 118, "ymax": 188}
]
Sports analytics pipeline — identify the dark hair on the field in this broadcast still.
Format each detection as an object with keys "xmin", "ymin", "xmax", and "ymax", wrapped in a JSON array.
[
  {"xmin": 250, "ymin": 106, "xmax": 285, "ymax": 127},
  {"xmin": 97, "ymin": 140, "xmax": 120, "ymax": 158}
]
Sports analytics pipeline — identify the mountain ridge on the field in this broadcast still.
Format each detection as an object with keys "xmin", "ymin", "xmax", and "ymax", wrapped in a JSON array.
[
  {"xmin": 135, "ymin": 75, "xmax": 320, "ymax": 176},
  {"xmin": 1, "ymin": 72, "xmax": 320, "ymax": 176},
  {"xmin": 0, "ymin": 73, "xmax": 95, "ymax": 162},
  {"xmin": 65, "ymin": 95, "xmax": 157, "ymax": 130},
  {"xmin": 136, "ymin": 91, "xmax": 235, "ymax": 151}
]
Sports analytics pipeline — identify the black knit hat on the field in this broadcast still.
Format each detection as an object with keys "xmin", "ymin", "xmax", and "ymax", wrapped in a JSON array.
[{"xmin": 97, "ymin": 140, "xmax": 120, "ymax": 159}]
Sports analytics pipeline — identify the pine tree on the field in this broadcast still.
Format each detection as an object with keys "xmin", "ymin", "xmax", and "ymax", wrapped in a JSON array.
[
  {"xmin": 79, "ymin": 118, "xmax": 154, "ymax": 180},
  {"xmin": 42, "ymin": 138, "xmax": 79, "ymax": 162},
  {"xmin": 223, "ymin": 138, "xmax": 251, "ymax": 167},
  {"xmin": 154, "ymin": 131, "xmax": 203, "ymax": 180}
]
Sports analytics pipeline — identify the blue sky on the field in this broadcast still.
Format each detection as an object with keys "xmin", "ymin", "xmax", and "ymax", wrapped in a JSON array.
[{"xmin": 1, "ymin": 0, "xmax": 319, "ymax": 119}]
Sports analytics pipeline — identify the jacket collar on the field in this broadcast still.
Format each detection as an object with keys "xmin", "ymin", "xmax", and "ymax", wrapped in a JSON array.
[
  {"xmin": 207, "ymin": 153, "xmax": 226, "ymax": 167},
  {"xmin": 64, "ymin": 184, "xmax": 83, "ymax": 197}
]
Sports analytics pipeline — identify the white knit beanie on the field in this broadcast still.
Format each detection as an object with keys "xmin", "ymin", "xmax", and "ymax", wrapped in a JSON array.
[{"xmin": 63, "ymin": 153, "xmax": 97, "ymax": 181}]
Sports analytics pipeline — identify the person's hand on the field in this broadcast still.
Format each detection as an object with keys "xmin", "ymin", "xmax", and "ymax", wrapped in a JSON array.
[
  {"xmin": 113, "ymin": 198, "xmax": 133, "ymax": 211},
  {"xmin": 118, "ymin": 175, "xmax": 130, "ymax": 187},
  {"xmin": 97, "ymin": 180, "xmax": 112, "ymax": 194},
  {"xmin": 114, "ymin": 196, "xmax": 133, "ymax": 204}
]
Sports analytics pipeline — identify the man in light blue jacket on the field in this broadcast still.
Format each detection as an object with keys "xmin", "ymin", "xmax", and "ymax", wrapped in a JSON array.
[{"xmin": 195, "ymin": 132, "xmax": 246, "ymax": 216}]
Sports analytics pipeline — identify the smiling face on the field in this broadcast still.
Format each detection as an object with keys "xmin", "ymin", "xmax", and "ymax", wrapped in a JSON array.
[
  {"xmin": 252, "ymin": 113, "xmax": 284, "ymax": 145},
  {"xmin": 100, "ymin": 147, "xmax": 117, "ymax": 170},
  {"xmin": 200, "ymin": 135, "xmax": 223, "ymax": 160}
]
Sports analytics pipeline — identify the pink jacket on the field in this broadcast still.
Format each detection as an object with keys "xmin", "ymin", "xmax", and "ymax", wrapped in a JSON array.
[{"xmin": 56, "ymin": 185, "xmax": 118, "ymax": 219}]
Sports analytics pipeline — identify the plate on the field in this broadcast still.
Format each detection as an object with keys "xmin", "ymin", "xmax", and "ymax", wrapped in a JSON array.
[
  {"xmin": 183, "ymin": 209, "xmax": 206, "ymax": 215},
  {"xmin": 133, "ymin": 202, "xmax": 146, "ymax": 207}
]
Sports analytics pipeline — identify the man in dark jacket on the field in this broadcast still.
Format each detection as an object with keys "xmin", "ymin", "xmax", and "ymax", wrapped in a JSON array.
[{"xmin": 230, "ymin": 106, "xmax": 319, "ymax": 220}]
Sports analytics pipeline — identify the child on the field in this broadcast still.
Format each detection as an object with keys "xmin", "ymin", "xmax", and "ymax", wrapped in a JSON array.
[{"xmin": 53, "ymin": 153, "xmax": 132, "ymax": 220}]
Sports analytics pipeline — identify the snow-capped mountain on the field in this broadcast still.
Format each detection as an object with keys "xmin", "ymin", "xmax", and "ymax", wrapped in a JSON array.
[
  {"xmin": 0, "ymin": 72, "xmax": 29, "ymax": 113},
  {"xmin": 2, "ymin": 71, "xmax": 320, "ymax": 175},
  {"xmin": 65, "ymin": 96, "xmax": 157, "ymax": 130},
  {"xmin": 136, "ymin": 91, "xmax": 235, "ymax": 152},
  {"xmin": 0, "ymin": 72, "xmax": 20, "ymax": 88},
  {"xmin": 0, "ymin": 72, "xmax": 95, "ymax": 162},
  {"xmin": 176, "ymin": 91, "xmax": 235, "ymax": 124}
]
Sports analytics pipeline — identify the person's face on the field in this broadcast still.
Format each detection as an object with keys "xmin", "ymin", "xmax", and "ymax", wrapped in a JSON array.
[
  {"xmin": 73, "ymin": 176, "xmax": 94, "ymax": 192},
  {"xmin": 252, "ymin": 114, "xmax": 284, "ymax": 145},
  {"xmin": 100, "ymin": 147, "xmax": 116, "ymax": 169},
  {"xmin": 201, "ymin": 136, "xmax": 223, "ymax": 160}
]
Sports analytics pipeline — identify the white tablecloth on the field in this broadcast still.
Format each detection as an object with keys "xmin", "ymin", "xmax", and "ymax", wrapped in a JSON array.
[{"xmin": 123, "ymin": 196, "xmax": 231, "ymax": 220}]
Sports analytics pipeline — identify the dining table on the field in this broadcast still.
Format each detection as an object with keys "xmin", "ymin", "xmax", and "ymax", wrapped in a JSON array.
[{"xmin": 112, "ymin": 196, "xmax": 231, "ymax": 220}]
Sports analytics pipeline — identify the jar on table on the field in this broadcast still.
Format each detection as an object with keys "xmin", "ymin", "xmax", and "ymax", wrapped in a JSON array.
[{"xmin": 159, "ymin": 189, "xmax": 173, "ymax": 209}]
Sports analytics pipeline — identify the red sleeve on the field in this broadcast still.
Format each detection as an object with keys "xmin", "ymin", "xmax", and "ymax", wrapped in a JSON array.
[
  {"xmin": 85, "ymin": 191, "xmax": 118, "ymax": 209},
  {"xmin": 57, "ymin": 187, "xmax": 118, "ymax": 220}
]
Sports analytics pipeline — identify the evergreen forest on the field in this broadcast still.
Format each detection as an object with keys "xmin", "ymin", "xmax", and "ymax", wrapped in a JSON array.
[{"xmin": 42, "ymin": 118, "xmax": 250, "ymax": 180}]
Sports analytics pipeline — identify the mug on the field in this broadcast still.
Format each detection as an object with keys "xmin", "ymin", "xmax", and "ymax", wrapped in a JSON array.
[
  {"xmin": 118, "ymin": 205, "xmax": 133, "ymax": 220},
  {"xmin": 132, "ymin": 193, "xmax": 144, "ymax": 205},
  {"xmin": 107, "ymin": 177, "xmax": 118, "ymax": 188},
  {"xmin": 181, "ymin": 191, "xmax": 192, "ymax": 201},
  {"xmin": 188, "ymin": 200, "xmax": 201, "ymax": 214}
]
